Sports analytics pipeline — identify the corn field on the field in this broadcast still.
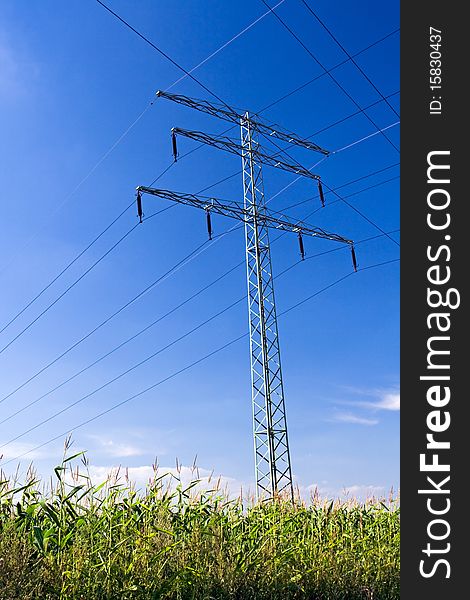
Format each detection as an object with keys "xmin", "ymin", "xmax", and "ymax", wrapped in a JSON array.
[{"xmin": 0, "ymin": 450, "xmax": 399, "ymax": 600}]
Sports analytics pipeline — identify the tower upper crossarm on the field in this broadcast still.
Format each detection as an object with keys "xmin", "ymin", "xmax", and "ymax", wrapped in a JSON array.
[
  {"xmin": 156, "ymin": 90, "xmax": 329, "ymax": 155},
  {"xmin": 172, "ymin": 128, "xmax": 322, "ymax": 181}
]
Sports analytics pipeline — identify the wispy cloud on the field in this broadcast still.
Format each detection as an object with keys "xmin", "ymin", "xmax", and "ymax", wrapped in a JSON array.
[
  {"xmin": 335, "ymin": 387, "xmax": 400, "ymax": 413},
  {"xmin": 0, "ymin": 441, "xmax": 48, "ymax": 461},
  {"xmin": 86, "ymin": 436, "xmax": 146, "ymax": 458},
  {"xmin": 327, "ymin": 388, "xmax": 399, "ymax": 426},
  {"xmin": 303, "ymin": 481, "xmax": 389, "ymax": 501},
  {"xmin": 330, "ymin": 411, "xmax": 379, "ymax": 426},
  {"xmin": 372, "ymin": 392, "xmax": 400, "ymax": 411},
  {"xmin": 85, "ymin": 429, "xmax": 171, "ymax": 459},
  {"xmin": 352, "ymin": 390, "xmax": 400, "ymax": 412},
  {"xmin": 342, "ymin": 484, "xmax": 386, "ymax": 498}
]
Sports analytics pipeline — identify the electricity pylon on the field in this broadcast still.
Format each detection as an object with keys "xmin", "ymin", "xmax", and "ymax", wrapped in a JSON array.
[{"xmin": 136, "ymin": 92, "xmax": 356, "ymax": 500}]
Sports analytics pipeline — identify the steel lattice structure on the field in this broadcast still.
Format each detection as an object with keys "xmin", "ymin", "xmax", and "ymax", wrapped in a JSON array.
[
  {"xmin": 240, "ymin": 114, "xmax": 293, "ymax": 498},
  {"xmin": 172, "ymin": 127, "xmax": 321, "ymax": 181},
  {"xmin": 156, "ymin": 90, "xmax": 330, "ymax": 154},
  {"xmin": 137, "ymin": 92, "xmax": 356, "ymax": 500},
  {"xmin": 136, "ymin": 187, "xmax": 351, "ymax": 244}
]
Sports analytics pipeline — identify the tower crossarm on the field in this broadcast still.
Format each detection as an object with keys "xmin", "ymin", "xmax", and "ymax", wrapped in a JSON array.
[
  {"xmin": 172, "ymin": 127, "xmax": 322, "ymax": 181},
  {"xmin": 157, "ymin": 90, "xmax": 241, "ymax": 127},
  {"xmin": 156, "ymin": 90, "xmax": 329, "ymax": 155},
  {"xmin": 136, "ymin": 186, "xmax": 353, "ymax": 246},
  {"xmin": 261, "ymin": 213, "xmax": 353, "ymax": 245},
  {"xmin": 137, "ymin": 186, "xmax": 245, "ymax": 222}
]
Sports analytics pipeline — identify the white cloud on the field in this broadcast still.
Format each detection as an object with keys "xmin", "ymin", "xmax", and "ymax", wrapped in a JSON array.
[
  {"xmin": 373, "ymin": 392, "xmax": 400, "ymax": 411},
  {"xmin": 330, "ymin": 411, "xmax": 379, "ymax": 426},
  {"xmin": 85, "ymin": 430, "xmax": 170, "ymax": 459},
  {"xmin": 353, "ymin": 391, "xmax": 400, "ymax": 412},
  {"xmin": 86, "ymin": 436, "xmax": 146, "ymax": 458},
  {"xmin": 0, "ymin": 441, "xmax": 48, "ymax": 461},
  {"xmin": 302, "ymin": 481, "xmax": 388, "ymax": 502},
  {"xmin": 336, "ymin": 387, "xmax": 400, "ymax": 413},
  {"xmin": 342, "ymin": 484, "xmax": 386, "ymax": 498}
]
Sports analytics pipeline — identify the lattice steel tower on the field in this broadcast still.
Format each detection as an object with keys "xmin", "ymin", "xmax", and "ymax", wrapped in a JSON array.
[
  {"xmin": 240, "ymin": 115, "xmax": 292, "ymax": 498},
  {"xmin": 137, "ymin": 91, "xmax": 356, "ymax": 500}
]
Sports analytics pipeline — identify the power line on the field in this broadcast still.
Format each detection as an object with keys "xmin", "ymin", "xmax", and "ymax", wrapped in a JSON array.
[
  {"xmin": 0, "ymin": 15, "xmax": 398, "ymax": 336},
  {"xmin": 259, "ymin": 0, "xmax": 400, "ymax": 153},
  {"xmin": 0, "ymin": 164, "xmax": 398, "ymax": 409},
  {"xmin": 135, "ymin": 115, "xmax": 399, "ymax": 328},
  {"xmin": 0, "ymin": 245, "xmax": 344, "ymax": 444},
  {"xmin": 156, "ymin": 85, "xmax": 398, "ymax": 188},
  {"xmin": 0, "ymin": 157, "xmax": 250, "ymax": 358},
  {"xmin": 166, "ymin": 116, "xmax": 399, "ymax": 215},
  {"xmin": 170, "ymin": 123, "xmax": 400, "ymax": 336},
  {"xmin": 320, "ymin": 175, "xmax": 400, "ymax": 212},
  {"xmin": 143, "ymin": 162, "xmax": 399, "ymax": 264},
  {"xmin": 95, "ymin": 0, "xmax": 235, "ymax": 113},
  {"xmin": 0, "ymin": 161, "xmax": 177, "ymax": 345},
  {"xmin": 0, "ymin": 261, "xmax": 243, "ymax": 426},
  {"xmin": 259, "ymin": 120, "xmax": 399, "ymax": 211},
  {"xmin": 282, "ymin": 162, "xmax": 399, "ymax": 212},
  {"xmin": 165, "ymin": 0, "xmax": 287, "ymax": 92},
  {"xmin": 321, "ymin": 179, "xmax": 400, "ymax": 247},
  {"xmin": 0, "ymin": 169, "xmax": 267, "ymax": 403},
  {"xmin": 0, "ymin": 257, "xmax": 399, "ymax": 468},
  {"xmin": 142, "ymin": 169, "xmax": 399, "ymax": 315},
  {"xmin": 244, "ymin": 126, "xmax": 400, "ymax": 270},
  {"xmin": 274, "ymin": 137, "xmax": 400, "ymax": 251},
  {"xmin": 202, "ymin": 169, "xmax": 400, "ymax": 233},
  {"xmin": 0, "ymin": 331, "xmax": 244, "ymax": 468},
  {"xmin": 271, "ymin": 175, "xmax": 400, "ymax": 243},
  {"xmin": 0, "ymin": 175, "xmax": 399, "ymax": 436},
  {"xmin": 150, "ymin": 37, "xmax": 400, "ymax": 173},
  {"xmin": 0, "ymin": 0, "xmax": 300, "ymax": 346},
  {"xmin": 0, "ymin": 221, "xmax": 142, "ymax": 357},
  {"xmin": 299, "ymin": 0, "xmax": 399, "ymax": 119},
  {"xmin": 0, "ymin": 11, "xmax": 400, "ymax": 439},
  {"xmin": 173, "ymin": 93, "xmax": 400, "ymax": 207},
  {"xmin": 0, "ymin": 0, "xmax": 278, "ymax": 315},
  {"xmin": 107, "ymin": 28, "xmax": 400, "ymax": 231},
  {"xmin": 0, "ymin": 164, "xmax": 399, "ymax": 422},
  {"xmin": 0, "ymin": 0, "xmax": 400, "ymax": 480},
  {"xmin": 0, "ymin": 295, "xmax": 246, "ymax": 450},
  {"xmin": 0, "ymin": 236, "xmax": 216, "ymax": 406},
  {"xmin": 313, "ymin": 92, "xmax": 399, "ymax": 137},
  {"xmin": 334, "ymin": 121, "xmax": 400, "ymax": 154},
  {"xmin": 298, "ymin": 229, "xmax": 400, "ymax": 266},
  {"xmin": 0, "ymin": 202, "xmax": 134, "ymax": 336},
  {"xmin": 271, "ymin": 92, "xmax": 400, "ymax": 157},
  {"xmin": 267, "ymin": 180, "xmax": 399, "ymax": 266},
  {"xmin": 279, "ymin": 257, "xmax": 399, "ymax": 316},
  {"xmin": 1, "ymin": 18, "xmax": 397, "ymax": 292},
  {"xmin": 0, "ymin": 188, "xmax": 399, "ymax": 428},
  {"xmin": 251, "ymin": 124, "xmax": 399, "ymax": 250},
  {"xmin": 98, "ymin": 0, "xmax": 399, "ymax": 159},
  {"xmin": 0, "ymin": 103, "xmax": 153, "ymax": 278},
  {"xmin": 258, "ymin": 29, "xmax": 399, "ymax": 114}
]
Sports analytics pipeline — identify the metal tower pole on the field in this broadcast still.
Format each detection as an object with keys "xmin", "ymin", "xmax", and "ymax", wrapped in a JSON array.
[
  {"xmin": 241, "ymin": 113, "xmax": 294, "ymax": 501},
  {"xmin": 139, "ymin": 92, "xmax": 356, "ymax": 501}
]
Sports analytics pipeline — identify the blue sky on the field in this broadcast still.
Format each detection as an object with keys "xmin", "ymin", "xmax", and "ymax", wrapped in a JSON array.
[{"xmin": 0, "ymin": 0, "xmax": 399, "ymax": 499}]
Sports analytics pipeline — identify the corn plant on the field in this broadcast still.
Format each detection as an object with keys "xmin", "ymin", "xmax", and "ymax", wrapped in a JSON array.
[{"xmin": 0, "ymin": 448, "xmax": 399, "ymax": 600}]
